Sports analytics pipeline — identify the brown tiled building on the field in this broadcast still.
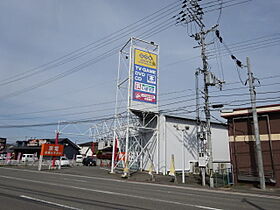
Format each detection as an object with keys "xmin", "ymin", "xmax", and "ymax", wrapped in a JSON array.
[{"xmin": 221, "ymin": 104, "xmax": 280, "ymax": 187}]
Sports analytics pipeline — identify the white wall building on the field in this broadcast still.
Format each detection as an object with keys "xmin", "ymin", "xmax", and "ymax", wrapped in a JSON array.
[
  {"xmin": 78, "ymin": 142, "xmax": 94, "ymax": 157},
  {"xmin": 157, "ymin": 114, "xmax": 230, "ymax": 175},
  {"xmin": 95, "ymin": 113, "xmax": 230, "ymax": 174}
]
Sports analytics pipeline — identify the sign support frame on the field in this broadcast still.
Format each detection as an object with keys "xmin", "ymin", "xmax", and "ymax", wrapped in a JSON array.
[{"xmin": 111, "ymin": 37, "xmax": 160, "ymax": 175}]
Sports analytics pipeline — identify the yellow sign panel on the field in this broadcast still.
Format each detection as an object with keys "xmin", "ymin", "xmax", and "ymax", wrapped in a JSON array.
[{"xmin": 134, "ymin": 49, "xmax": 157, "ymax": 69}]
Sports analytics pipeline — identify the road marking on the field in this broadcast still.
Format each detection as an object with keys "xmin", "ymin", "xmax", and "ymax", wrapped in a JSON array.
[
  {"xmin": 1, "ymin": 175, "xmax": 222, "ymax": 210},
  {"xmin": 62, "ymin": 177, "xmax": 87, "ymax": 183},
  {"xmin": 1, "ymin": 167, "xmax": 280, "ymax": 200},
  {"xmin": 20, "ymin": 195, "xmax": 82, "ymax": 210}
]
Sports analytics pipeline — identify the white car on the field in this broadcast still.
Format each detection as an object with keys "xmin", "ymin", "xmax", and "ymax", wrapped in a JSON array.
[
  {"xmin": 55, "ymin": 157, "xmax": 70, "ymax": 166},
  {"xmin": 0, "ymin": 154, "xmax": 7, "ymax": 160},
  {"xmin": 22, "ymin": 154, "xmax": 37, "ymax": 162},
  {"xmin": 75, "ymin": 155, "xmax": 84, "ymax": 164}
]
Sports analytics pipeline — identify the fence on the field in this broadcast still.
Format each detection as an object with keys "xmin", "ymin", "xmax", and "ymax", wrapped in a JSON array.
[
  {"xmin": 213, "ymin": 167, "xmax": 234, "ymax": 187},
  {"xmin": 0, "ymin": 159, "xmax": 76, "ymax": 167}
]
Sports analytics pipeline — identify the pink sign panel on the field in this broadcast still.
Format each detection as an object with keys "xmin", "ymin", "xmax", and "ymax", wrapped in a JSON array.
[{"xmin": 133, "ymin": 91, "xmax": 156, "ymax": 103}]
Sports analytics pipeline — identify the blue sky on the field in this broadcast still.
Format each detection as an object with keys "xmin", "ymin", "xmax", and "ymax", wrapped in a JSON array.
[{"xmin": 0, "ymin": 0, "xmax": 279, "ymax": 143}]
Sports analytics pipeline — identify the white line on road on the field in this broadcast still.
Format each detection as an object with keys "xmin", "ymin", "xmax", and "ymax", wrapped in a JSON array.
[
  {"xmin": 1, "ymin": 167, "xmax": 280, "ymax": 201},
  {"xmin": 62, "ymin": 177, "xmax": 88, "ymax": 183},
  {"xmin": 20, "ymin": 195, "xmax": 82, "ymax": 210},
  {"xmin": 1, "ymin": 175, "xmax": 222, "ymax": 210}
]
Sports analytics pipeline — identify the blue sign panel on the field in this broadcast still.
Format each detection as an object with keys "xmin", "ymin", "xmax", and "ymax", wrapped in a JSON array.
[{"xmin": 132, "ymin": 49, "xmax": 158, "ymax": 104}]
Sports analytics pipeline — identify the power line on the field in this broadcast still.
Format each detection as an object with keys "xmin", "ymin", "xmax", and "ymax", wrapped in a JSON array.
[
  {"xmin": 161, "ymin": 33, "xmax": 280, "ymax": 72},
  {"xmin": 210, "ymin": 90, "xmax": 280, "ymax": 98},
  {"xmin": 0, "ymin": 1, "xmax": 182, "ymax": 87},
  {"xmin": 0, "ymin": 115, "xmax": 118, "ymax": 129},
  {"xmin": 0, "ymin": 9, "xmax": 180, "ymax": 100},
  {"xmin": 0, "ymin": 87, "xmax": 197, "ymax": 118},
  {"xmin": 0, "ymin": 0, "xmax": 239, "ymax": 102},
  {"xmin": 1, "ymin": 83, "xmax": 277, "ymax": 126}
]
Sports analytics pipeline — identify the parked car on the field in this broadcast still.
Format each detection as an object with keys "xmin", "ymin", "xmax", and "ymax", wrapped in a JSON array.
[
  {"xmin": 0, "ymin": 153, "xmax": 7, "ymax": 160},
  {"xmin": 55, "ymin": 156, "xmax": 70, "ymax": 167},
  {"xmin": 82, "ymin": 156, "xmax": 96, "ymax": 166},
  {"xmin": 75, "ymin": 155, "xmax": 84, "ymax": 164},
  {"xmin": 21, "ymin": 154, "xmax": 37, "ymax": 162}
]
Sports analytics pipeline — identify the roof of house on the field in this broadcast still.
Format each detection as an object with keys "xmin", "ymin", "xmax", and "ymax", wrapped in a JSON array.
[
  {"xmin": 78, "ymin": 142, "xmax": 97, "ymax": 147},
  {"xmin": 163, "ymin": 114, "xmax": 227, "ymax": 127},
  {"xmin": 16, "ymin": 138, "xmax": 80, "ymax": 150},
  {"xmin": 13, "ymin": 146, "xmax": 41, "ymax": 150},
  {"xmin": 49, "ymin": 138, "xmax": 80, "ymax": 150},
  {"xmin": 221, "ymin": 104, "xmax": 280, "ymax": 118}
]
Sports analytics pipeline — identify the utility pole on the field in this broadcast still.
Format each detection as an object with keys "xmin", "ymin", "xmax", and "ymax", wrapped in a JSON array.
[
  {"xmin": 174, "ymin": 0, "xmax": 223, "ymax": 188},
  {"xmin": 196, "ymin": 69, "xmax": 206, "ymax": 187},
  {"xmin": 200, "ymin": 28, "xmax": 215, "ymax": 188},
  {"xmin": 246, "ymin": 57, "xmax": 266, "ymax": 190},
  {"xmin": 193, "ymin": 24, "xmax": 222, "ymax": 188}
]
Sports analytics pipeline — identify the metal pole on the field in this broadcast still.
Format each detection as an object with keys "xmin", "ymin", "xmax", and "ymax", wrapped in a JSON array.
[
  {"xmin": 264, "ymin": 115, "xmax": 275, "ymax": 180},
  {"xmin": 182, "ymin": 130, "xmax": 185, "ymax": 184},
  {"xmin": 51, "ymin": 131, "xmax": 59, "ymax": 168},
  {"xmin": 157, "ymin": 45, "xmax": 160, "ymax": 175},
  {"xmin": 111, "ymin": 51, "xmax": 122, "ymax": 173},
  {"xmin": 201, "ymin": 167, "xmax": 206, "ymax": 186},
  {"xmin": 163, "ymin": 115, "xmax": 167, "ymax": 175},
  {"xmin": 156, "ymin": 115, "xmax": 159, "ymax": 174},
  {"xmin": 123, "ymin": 39, "xmax": 133, "ymax": 177},
  {"xmin": 246, "ymin": 57, "xmax": 266, "ymax": 190}
]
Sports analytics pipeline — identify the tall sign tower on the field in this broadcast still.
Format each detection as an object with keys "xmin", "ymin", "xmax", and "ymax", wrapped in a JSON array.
[{"xmin": 111, "ymin": 37, "xmax": 160, "ymax": 176}]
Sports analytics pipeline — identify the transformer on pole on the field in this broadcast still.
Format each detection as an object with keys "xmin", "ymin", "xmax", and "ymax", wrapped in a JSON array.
[{"xmin": 174, "ymin": 0, "xmax": 224, "ymax": 187}]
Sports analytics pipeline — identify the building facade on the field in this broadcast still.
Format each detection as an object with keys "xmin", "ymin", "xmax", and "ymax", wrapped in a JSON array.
[
  {"xmin": 221, "ymin": 104, "xmax": 280, "ymax": 187},
  {"xmin": 78, "ymin": 142, "xmax": 97, "ymax": 157},
  {"xmin": 98, "ymin": 113, "xmax": 230, "ymax": 175},
  {"xmin": 157, "ymin": 115, "xmax": 230, "ymax": 175},
  {"xmin": 14, "ymin": 138, "xmax": 80, "ymax": 160}
]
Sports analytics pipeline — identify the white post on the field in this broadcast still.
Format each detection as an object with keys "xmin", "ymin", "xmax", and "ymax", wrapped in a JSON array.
[
  {"xmin": 202, "ymin": 167, "xmax": 206, "ymax": 186},
  {"xmin": 58, "ymin": 156, "xmax": 62, "ymax": 170},
  {"xmin": 182, "ymin": 130, "xmax": 185, "ymax": 184},
  {"xmin": 38, "ymin": 155, "xmax": 43, "ymax": 171},
  {"xmin": 163, "ymin": 115, "xmax": 167, "ymax": 175},
  {"xmin": 156, "ymin": 115, "xmax": 159, "ymax": 174},
  {"xmin": 174, "ymin": 124, "xmax": 189, "ymax": 183}
]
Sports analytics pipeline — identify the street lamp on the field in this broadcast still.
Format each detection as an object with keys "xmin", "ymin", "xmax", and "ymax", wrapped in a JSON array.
[{"xmin": 174, "ymin": 124, "xmax": 190, "ymax": 184}]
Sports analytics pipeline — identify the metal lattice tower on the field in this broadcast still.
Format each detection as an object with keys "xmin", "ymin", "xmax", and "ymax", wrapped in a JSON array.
[{"xmin": 110, "ymin": 37, "xmax": 160, "ymax": 175}]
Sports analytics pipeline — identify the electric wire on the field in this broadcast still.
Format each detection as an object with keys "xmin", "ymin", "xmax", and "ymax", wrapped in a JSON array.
[
  {"xmin": 1, "ymin": 78, "xmax": 279, "ymax": 121},
  {"xmin": 0, "ymin": 0, "xmax": 274, "ymax": 130},
  {"xmin": 207, "ymin": 38, "xmax": 280, "ymax": 58},
  {"xmin": 0, "ymin": 8, "xmax": 182, "ymax": 100},
  {"xmin": 0, "ymin": 0, "xmax": 182, "ymax": 86},
  {"xmin": 1, "ymin": 0, "xmax": 240, "ymax": 99},
  {"xmin": 0, "ymin": 87, "xmax": 197, "ymax": 118},
  {"xmin": 1, "ymin": 94, "xmax": 278, "ymax": 128},
  {"xmin": 0, "ymin": 93, "xmax": 201, "ymax": 121}
]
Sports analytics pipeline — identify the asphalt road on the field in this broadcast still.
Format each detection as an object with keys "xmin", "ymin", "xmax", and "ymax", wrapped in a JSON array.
[{"xmin": 0, "ymin": 167, "xmax": 279, "ymax": 210}]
